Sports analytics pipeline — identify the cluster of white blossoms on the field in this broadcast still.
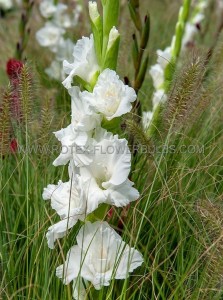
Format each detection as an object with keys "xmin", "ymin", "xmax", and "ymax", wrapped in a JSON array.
[
  {"xmin": 142, "ymin": 44, "xmax": 171, "ymax": 130},
  {"xmin": 36, "ymin": 0, "xmax": 82, "ymax": 81},
  {"xmin": 43, "ymin": 1, "xmax": 143, "ymax": 298}
]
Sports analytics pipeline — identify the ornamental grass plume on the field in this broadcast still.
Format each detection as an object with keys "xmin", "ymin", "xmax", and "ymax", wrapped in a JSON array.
[
  {"xmin": 0, "ymin": 59, "xmax": 25, "ymax": 156},
  {"xmin": 163, "ymin": 52, "xmax": 206, "ymax": 132},
  {"xmin": 7, "ymin": 59, "xmax": 33, "ymax": 124},
  {"xmin": 42, "ymin": 0, "xmax": 143, "ymax": 297},
  {"xmin": 196, "ymin": 199, "xmax": 223, "ymax": 298},
  {"xmin": 0, "ymin": 59, "xmax": 34, "ymax": 156},
  {"xmin": 6, "ymin": 58, "xmax": 24, "ymax": 121},
  {"xmin": 0, "ymin": 87, "xmax": 13, "ymax": 155}
]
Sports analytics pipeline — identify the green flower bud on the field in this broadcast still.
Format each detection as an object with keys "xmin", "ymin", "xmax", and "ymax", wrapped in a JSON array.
[
  {"xmin": 89, "ymin": 1, "xmax": 100, "ymax": 22},
  {"xmin": 102, "ymin": 0, "xmax": 120, "ymax": 58},
  {"xmin": 103, "ymin": 26, "xmax": 120, "ymax": 70},
  {"xmin": 89, "ymin": 1, "xmax": 103, "ymax": 66}
]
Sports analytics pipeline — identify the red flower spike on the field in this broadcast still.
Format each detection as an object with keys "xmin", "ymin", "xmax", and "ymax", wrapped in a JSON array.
[{"xmin": 6, "ymin": 59, "xmax": 24, "ymax": 80}]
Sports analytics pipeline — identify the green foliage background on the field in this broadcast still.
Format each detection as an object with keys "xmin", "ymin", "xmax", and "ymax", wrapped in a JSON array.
[{"xmin": 1, "ymin": 0, "xmax": 223, "ymax": 299}]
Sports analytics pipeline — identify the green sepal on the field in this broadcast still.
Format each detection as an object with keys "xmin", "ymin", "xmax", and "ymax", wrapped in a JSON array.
[
  {"xmin": 75, "ymin": 76, "xmax": 93, "ymax": 92},
  {"xmin": 90, "ymin": 70, "xmax": 100, "ymax": 89},
  {"xmin": 23, "ymin": 29, "xmax": 30, "ymax": 50},
  {"xmin": 132, "ymin": 34, "xmax": 139, "ymax": 70},
  {"xmin": 164, "ymin": 59, "xmax": 176, "ymax": 91},
  {"xmin": 182, "ymin": 0, "xmax": 191, "ymax": 21},
  {"xmin": 19, "ymin": 14, "xmax": 26, "ymax": 35},
  {"xmin": 172, "ymin": 23, "xmax": 184, "ymax": 58},
  {"xmin": 74, "ymin": 71, "xmax": 100, "ymax": 91},
  {"xmin": 103, "ymin": 35, "xmax": 120, "ymax": 71},
  {"xmin": 90, "ymin": 16, "xmax": 103, "ymax": 66},
  {"xmin": 102, "ymin": 0, "xmax": 120, "ymax": 57},
  {"xmin": 101, "ymin": 117, "xmax": 122, "ymax": 135},
  {"xmin": 129, "ymin": 0, "xmax": 140, "ymax": 8},
  {"xmin": 140, "ymin": 15, "xmax": 150, "ymax": 50},
  {"xmin": 89, "ymin": 2, "xmax": 103, "ymax": 66},
  {"xmin": 135, "ymin": 55, "xmax": 149, "ymax": 91},
  {"xmin": 128, "ymin": 2, "xmax": 142, "ymax": 32},
  {"xmin": 86, "ymin": 204, "xmax": 110, "ymax": 222}
]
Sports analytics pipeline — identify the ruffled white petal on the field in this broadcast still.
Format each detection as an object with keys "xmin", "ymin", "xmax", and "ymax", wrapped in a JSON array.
[
  {"xmin": 53, "ymin": 125, "xmax": 89, "ymax": 167},
  {"xmin": 152, "ymin": 89, "xmax": 167, "ymax": 109},
  {"xmin": 84, "ymin": 69, "xmax": 136, "ymax": 120},
  {"xmin": 46, "ymin": 217, "xmax": 78, "ymax": 249},
  {"xmin": 149, "ymin": 64, "xmax": 164, "ymax": 90},
  {"xmin": 39, "ymin": 0, "xmax": 56, "ymax": 18},
  {"xmin": 115, "ymin": 246, "xmax": 144, "ymax": 279},
  {"xmin": 106, "ymin": 179, "xmax": 140, "ymax": 207},
  {"xmin": 56, "ymin": 245, "xmax": 82, "ymax": 284},
  {"xmin": 53, "ymin": 3, "xmax": 72, "ymax": 29},
  {"xmin": 62, "ymin": 35, "xmax": 99, "ymax": 89},
  {"xmin": 36, "ymin": 22, "xmax": 65, "ymax": 53},
  {"xmin": 142, "ymin": 111, "xmax": 153, "ymax": 130},
  {"xmin": 157, "ymin": 47, "xmax": 171, "ymax": 69}
]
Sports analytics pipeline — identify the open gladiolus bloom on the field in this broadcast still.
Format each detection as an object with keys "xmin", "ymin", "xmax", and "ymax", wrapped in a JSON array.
[{"xmin": 42, "ymin": 0, "xmax": 143, "ymax": 297}]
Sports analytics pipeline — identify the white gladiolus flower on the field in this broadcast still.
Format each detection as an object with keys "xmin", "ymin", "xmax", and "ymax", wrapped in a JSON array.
[
  {"xmin": 157, "ymin": 47, "xmax": 171, "ymax": 69},
  {"xmin": 42, "ymin": 175, "xmax": 101, "ymax": 249},
  {"xmin": 0, "ymin": 0, "xmax": 12, "ymax": 10},
  {"xmin": 182, "ymin": 23, "xmax": 198, "ymax": 47},
  {"xmin": 36, "ymin": 22, "xmax": 65, "ymax": 52},
  {"xmin": 53, "ymin": 3, "xmax": 72, "ymax": 29},
  {"xmin": 56, "ymin": 221, "xmax": 144, "ymax": 290},
  {"xmin": 39, "ymin": 0, "xmax": 56, "ymax": 18},
  {"xmin": 83, "ymin": 69, "xmax": 137, "ymax": 120},
  {"xmin": 149, "ymin": 64, "xmax": 164, "ymax": 90},
  {"xmin": 0, "ymin": 0, "xmax": 13, "ymax": 10},
  {"xmin": 79, "ymin": 133, "xmax": 139, "ymax": 207},
  {"xmin": 89, "ymin": 0, "xmax": 100, "ymax": 22},
  {"xmin": 142, "ymin": 111, "xmax": 153, "ymax": 130},
  {"xmin": 63, "ymin": 35, "xmax": 100, "ymax": 89},
  {"xmin": 193, "ymin": 13, "xmax": 205, "ymax": 24},
  {"xmin": 53, "ymin": 87, "xmax": 101, "ymax": 167},
  {"xmin": 152, "ymin": 89, "xmax": 167, "ymax": 109},
  {"xmin": 107, "ymin": 26, "xmax": 120, "ymax": 50}
]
